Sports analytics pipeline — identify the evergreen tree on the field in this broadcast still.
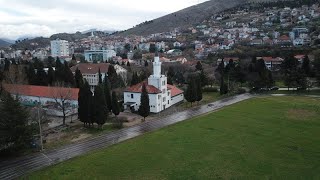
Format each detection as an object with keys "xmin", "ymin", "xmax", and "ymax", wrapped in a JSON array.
[
  {"xmin": 175, "ymin": 71, "xmax": 185, "ymax": 85},
  {"xmin": 138, "ymin": 83, "xmax": 150, "ymax": 121},
  {"xmin": 199, "ymin": 70, "xmax": 209, "ymax": 87},
  {"xmin": 302, "ymin": 55, "xmax": 311, "ymax": 77},
  {"xmin": 63, "ymin": 61, "xmax": 75, "ymax": 86},
  {"xmin": 111, "ymin": 91, "xmax": 120, "ymax": 118},
  {"xmin": 127, "ymin": 62, "xmax": 130, "ymax": 66},
  {"xmin": 4, "ymin": 59, "xmax": 10, "ymax": 71},
  {"xmin": 185, "ymin": 76, "xmax": 197, "ymax": 106},
  {"xmin": 195, "ymin": 61, "xmax": 203, "ymax": 71},
  {"xmin": 281, "ymin": 55, "xmax": 299, "ymax": 90},
  {"xmin": 131, "ymin": 72, "xmax": 139, "ymax": 86},
  {"xmin": 47, "ymin": 66, "xmax": 55, "ymax": 86},
  {"xmin": 27, "ymin": 63, "xmax": 36, "ymax": 85},
  {"xmin": 144, "ymin": 60, "xmax": 149, "ymax": 67},
  {"xmin": 72, "ymin": 54, "xmax": 76, "ymax": 61},
  {"xmin": 94, "ymin": 84, "xmax": 108, "ymax": 129},
  {"xmin": 103, "ymin": 75, "xmax": 112, "ymax": 112},
  {"xmin": 314, "ymin": 57, "xmax": 320, "ymax": 85},
  {"xmin": 0, "ymin": 91, "xmax": 32, "ymax": 154},
  {"xmin": 78, "ymin": 81, "xmax": 92, "ymax": 127},
  {"xmin": 167, "ymin": 66, "xmax": 175, "ymax": 79},
  {"xmin": 121, "ymin": 61, "xmax": 125, "ymax": 66},
  {"xmin": 167, "ymin": 76, "xmax": 173, "ymax": 85},
  {"xmin": 149, "ymin": 44, "xmax": 157, "ymax": 53},
  {"xmin": 107, "ymin": 65, "xmax": 117, "ymax": 78},
  {"xmin": 195, "ymin": 75, "xmax": 203, "ymax": 103},
  {"xmin": 98, "ymin": 68, "xmax": 102, "ymax": 84},
  {"xmin": 74, "ymin": 68, "xmax": 84, "ymax": 88},
  {"xmin": 35, "ymin": 67, "xmax": 48, "ymax": 86},
  {"xmin": 55, "ymin": 58, "xmax": 64, "ymax": 82}
]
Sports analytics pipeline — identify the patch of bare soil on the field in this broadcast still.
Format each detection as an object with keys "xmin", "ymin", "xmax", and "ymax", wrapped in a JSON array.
[
  {"xmin": 287, "ymin": 109, "xmax": 316, "ymax": 120},
  {"xmin": 71, "ymin": 133, "xmax": 92, "ymax": 142}
]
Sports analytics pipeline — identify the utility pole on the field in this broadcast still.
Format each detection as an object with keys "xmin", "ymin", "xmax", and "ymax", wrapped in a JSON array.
[{"xmin": 37, "ymin": 97, "xmax": 43, "ymax": 151}]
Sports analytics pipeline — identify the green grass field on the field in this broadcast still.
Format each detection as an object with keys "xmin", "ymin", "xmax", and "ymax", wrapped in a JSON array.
[{"xmin": 28, "ymin": 96, "xmax": 320, "ymax": 179}]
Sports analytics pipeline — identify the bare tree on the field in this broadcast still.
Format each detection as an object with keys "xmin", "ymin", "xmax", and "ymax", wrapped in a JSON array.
[{"xmin": 50, "ymin": 82, "xmax": 73, "ymax": 125}]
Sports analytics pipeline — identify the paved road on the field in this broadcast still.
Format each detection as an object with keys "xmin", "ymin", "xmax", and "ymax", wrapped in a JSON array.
[{"xmin": 0, "ymin": 94, "xmax": 253, "ymax": 179}]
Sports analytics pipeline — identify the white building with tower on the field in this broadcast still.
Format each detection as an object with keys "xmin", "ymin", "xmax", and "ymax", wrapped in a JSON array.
[
  {"xmin": 51, "ymin": 39, "xmax": 70, "ymax": 57},
  {"xmin": 123, "ymin": 53, "xmax": 184, "ymax": 113}
]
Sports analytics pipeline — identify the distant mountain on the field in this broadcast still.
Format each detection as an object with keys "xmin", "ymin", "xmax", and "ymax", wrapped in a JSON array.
[{"xmin": 0, "ymin": 39, "xmax": 12, "ymax": 47}]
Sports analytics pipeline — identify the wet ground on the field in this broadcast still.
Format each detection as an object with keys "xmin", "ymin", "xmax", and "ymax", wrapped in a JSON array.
[{"xmin": 0, "ymin": 94, "xmax": 252, "ymax": 179}]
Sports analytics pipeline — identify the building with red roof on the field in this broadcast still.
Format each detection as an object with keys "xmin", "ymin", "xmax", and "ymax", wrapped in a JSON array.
[
  {"xmin": 257, "ymin": 57, "xmax": 284, "ymax": 71},
  {"xmin": 3, "ymin": 84, "xmax": 79, "ymax": 116},
  {"xmin": 71, "ymin": 63, "xmax": 127, "ymax": 92},
  {"xmin": 123, "ymin": 54, "xmax": 184, "ymax": 113}
]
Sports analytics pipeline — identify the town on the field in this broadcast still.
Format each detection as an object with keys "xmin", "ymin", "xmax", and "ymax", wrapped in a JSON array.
[{"xmin": 0, "ymin": 0, "xmax": 320, "ymax": 179}]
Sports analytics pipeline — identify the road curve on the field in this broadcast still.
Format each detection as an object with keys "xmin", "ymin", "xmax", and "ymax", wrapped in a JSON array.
[{"xmin": 0, "ymin": 93, "xmax": 253, "ymax": 179}]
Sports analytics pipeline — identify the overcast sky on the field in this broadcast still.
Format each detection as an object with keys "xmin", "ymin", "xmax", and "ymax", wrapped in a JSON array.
[{"xmin": 0, "ymin": 0, "xmax": 207, "ymax": 40}]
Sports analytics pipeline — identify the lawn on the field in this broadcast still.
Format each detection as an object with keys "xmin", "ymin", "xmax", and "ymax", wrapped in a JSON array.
[
  {"xmin": 28, "ymin": 96, "xmax": 320, "ymax": 179},
  {"xmin": 179, "ymin": 92, "xmax": 220, "ymax": 109}
]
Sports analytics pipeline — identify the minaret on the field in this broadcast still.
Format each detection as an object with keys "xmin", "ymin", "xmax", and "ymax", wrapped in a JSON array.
[{"xmin": 153, "ymin": 51, "xmax": 161, "ymax": 77}]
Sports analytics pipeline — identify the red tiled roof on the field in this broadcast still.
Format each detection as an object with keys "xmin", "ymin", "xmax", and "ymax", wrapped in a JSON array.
[
  {"xmin": 3, "ymin": 84, "xmax": 79, "ymax": 100},
  {"xmin": 279, "ymin": 35, "xmax": 290, "ymax": 41},
  {"xmin": 71, "ymin": 63, "xmax": 110, "ymax": 74},
  {"xmin": 294, "ymin": 55, "xmax": 305, "ymax": 59},
  {"xmin": 125, "ymin": 82, "xmax": 161, "ymax": 94},
  {"xmin": 259, "ymin": 57, "xmax": 284, "ymax": 62},
  {"xmin": 167, "ymin": 84, "xmax": 184, "ymax": 97}
]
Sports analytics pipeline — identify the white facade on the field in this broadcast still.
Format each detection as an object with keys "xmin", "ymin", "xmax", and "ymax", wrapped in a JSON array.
[
  {"xmin": 84, "ymin": 49, "xmax": 116, "ymax": 62},
  {"xmin": 51, "ymin": 39, "xmax": 70, "ymax": 57},
  {"xmin": 124, "ymin": 54, "xmax": 184, "ymax": 113},
  {"xmin": 83, "ymin": 73, "xmax": 107, "ymax": 92}
]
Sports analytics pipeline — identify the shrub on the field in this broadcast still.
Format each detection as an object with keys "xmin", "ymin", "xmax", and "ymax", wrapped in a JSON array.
[
  {"xmin": 236, "ymin": 88, "xmax": 247, "ymax": 94},
  {"xmin": 112, "ymin": 118, "xmax": 124, "ymax": 129}
]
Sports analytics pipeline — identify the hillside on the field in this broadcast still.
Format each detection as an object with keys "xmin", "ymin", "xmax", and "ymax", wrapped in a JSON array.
[
  {"xmin": 120, "ymin": 0, "xmax": 245, "ymax": 36},
  {"xmin": 0, "ymin": 39, "xmax": 12, "ymax": 47},
  {"xmin": 119, "ymin": 0, "xmax": 294, "ymax": 36}
]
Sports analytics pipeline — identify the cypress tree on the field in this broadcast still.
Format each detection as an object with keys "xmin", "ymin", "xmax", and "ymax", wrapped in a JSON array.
[
  {"xmin": 103, "ymin": 75, "xmax": 112, "ymax": 112},
  {"xmin": 47, "ymin": 66, "xmax": 55, "ymax": 86},
  {"xmin": 94, "ymin": 84, "xmax": 108, "ymax": 129},
  {"xmin": 98, "ymin": 68, "xmax": 102, "ymax": 84},
  {"xmin": 35, "ymin": 67, "xmax": 48, "ymax": 86},
  {"xmin": 196, "ymin": 75, "xmax": 203, "ymax": 103},
  {"xmin": 78, "ymin": 81, "xmax": 92, "ymax": 127},
  {"xmin": 111, "ymin": 91, "xmax": 122, "ymax": 128},
  {"xmin": 196, "ymin": 61, "xmax": 203, "ymax": 71},
  {"xmin": 302, "ymin": 55, "xmax": 311, "ymax": 76},
  {"xmin": 27, "ymin": 63, "xmax": 36, "ymax": 85},
  {"xmin": 185, "ymin": 76, "xmax": 197, "ymax": 106},
  {"xmin": 55, "ymin": 57, "xmax": 64, "ymax": 82},
  {"xmin": 75, "ymin": 68, "xmax": 84, "ymax": 88},
  {"xmin": 131, "ymin": 72, "xmax": 139, "ymax": 86},
  {"xmin": 63, "ymin": 61, "xmax": 75, "ymax": 86},
  {"xmin": 138, "ymin": 83, "xmax": 150, "ymax": 121}
]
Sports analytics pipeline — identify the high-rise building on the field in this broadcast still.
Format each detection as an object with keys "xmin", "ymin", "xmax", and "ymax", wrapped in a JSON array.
[{"xmin": 50, "ymin": 39, "xmax": 70, "ymax": 57}]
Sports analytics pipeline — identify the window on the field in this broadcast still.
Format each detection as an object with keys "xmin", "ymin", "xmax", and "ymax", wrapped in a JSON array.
[
  {"xmin": 158, "ymin": 95, "xmax": 161, "ymax": 99},
  {"xmin": 168, "ymin": 100, "xmax": 170, "ymax": 105},
  {"xmin": 163, "ymin": 97, "xmax": 166, "ymax": 102},
  {"xmin": 131, "ymin": 94, "xmax": 134, "ymax": 99}
]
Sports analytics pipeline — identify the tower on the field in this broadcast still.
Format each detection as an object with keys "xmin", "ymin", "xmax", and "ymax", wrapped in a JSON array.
[
  {"xmin": 153, "ymin": 51, "xmax": 161, "ymax": 77},
  {"xmin": 148, "ymin": 52, "xmax": 167, "ymax": 91}
]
